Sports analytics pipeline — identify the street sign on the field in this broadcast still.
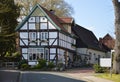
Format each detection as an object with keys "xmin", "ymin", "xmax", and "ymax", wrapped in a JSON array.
[{"xmin": 100, "ymin": 58, "xmax": 111, "ymax": 67}]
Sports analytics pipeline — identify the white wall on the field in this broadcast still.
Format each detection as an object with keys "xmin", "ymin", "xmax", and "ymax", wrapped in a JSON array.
[
  {"xmin": 59, "ymin": 33, "xmax": 76, "ymax": 50},
  {"xmin": 49, "ymin": 32, "xmax": 57, "ymax": 45},
  {"xmin": 77, "ymin": 48, "xmax": 108, "ymax": 64},
  {"xmin": 58, "ymin": 48, "xmax": 65, "ymax": 63},
  {"xmin": 20, "ymin": 22, "xmax": 27, "ymax": 30},
  {"xmin": 20, "ymin": 16, "xmax": 57, "ymax": 30},
  {"xmin": 48, "ymin": 22, "xmax": 56, "ymax": 29}
]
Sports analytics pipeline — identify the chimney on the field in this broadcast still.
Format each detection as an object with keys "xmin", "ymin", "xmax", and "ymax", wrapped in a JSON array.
[{"xmin": 50, "ymin": 9, "xmax": 55, "ymax": 14}]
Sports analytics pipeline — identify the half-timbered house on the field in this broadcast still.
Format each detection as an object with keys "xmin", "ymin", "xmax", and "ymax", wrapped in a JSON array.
[{"xmin": 15, "ymin": 4, "xmax": 76, "ymax": 66}]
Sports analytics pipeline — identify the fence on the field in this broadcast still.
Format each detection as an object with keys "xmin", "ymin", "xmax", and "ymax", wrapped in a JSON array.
[{"xmin": 0, "ymin": 62, "xmax": 19, "ymax": 68}]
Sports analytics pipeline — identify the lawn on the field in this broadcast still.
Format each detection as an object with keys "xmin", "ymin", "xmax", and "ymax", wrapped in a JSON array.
[{"xmin": 96, "ymin": 73, "xmax": 120, "ymax": 82}]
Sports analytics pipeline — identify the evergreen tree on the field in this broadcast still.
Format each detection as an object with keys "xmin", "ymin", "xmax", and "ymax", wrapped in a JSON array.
[{"xmin": 0, "ymin": 0, "xmax": 20, "ymax": 58}]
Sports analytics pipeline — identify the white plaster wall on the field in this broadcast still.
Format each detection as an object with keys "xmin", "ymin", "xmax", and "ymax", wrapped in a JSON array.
[
  {"xmin": 22, "ymin": 54, "xmax": 28, "ymax": 59},
  {"xmin": 20, "ymin": 32, "xmax": 28, "ymax": 38},
  {"xmin": 50, "ymin": 48, "xmax": 56, "ymax": 53},
  {"xmin": 29, "ymin": 17, "xmax": 35, "ymax": 22},
  {"xmin": 20, "ymin": 22, "xmax": 27, "ymax": 30},
  {"xmin": 49, "ymin": 32, "xmax": 57, "ymax": 38},
  {"xmin": 29, "ymin": 23, "xmax": 35, "ymax": 29},
  {"xmin": 48, "ymin": 22, "xmax": 56, "ymax": 29},
  {"xmin": 58, "ymin": 49, "xmax": 65, "ymax": 63},
  {"xmin": 59, "ymin": 33, "xmax": 76, "ymax": 50},
  {"xmin": 22, "ymin": 48, "xmax": 28, "ymax": 53},
  {"xmin": 77, "ymin": 48, "xmax": 107, "ymax": 64},
  {"xmin": 77, "ymin": 48, "xmax": 87, "ymax": 54}
]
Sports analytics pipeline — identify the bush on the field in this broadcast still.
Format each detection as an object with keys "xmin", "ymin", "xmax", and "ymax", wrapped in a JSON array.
[
  {"xmin": 93, "ymin": 64, "xmax": 106, "ymax": 73},
  {"xmin": 47, "ymin": 62, "xmax": 55, "ymax": 68},
  {"xmin": 18, "ymin": 60, "xmax": 28, "ymax": 69},
  {"xmin": 38, "ymin": 59, "xmax": 46, "ymax": 68},
  {"xmin": 57, "ymin": 63, "xmax": 65, "ymax": 71},
  {"xmin": 32, "ymin": 64, "xmax": 41, "ymax": 69},
  {"xmin": 21, "ymin": 63, "xmax": 29, "ymax": 70}
]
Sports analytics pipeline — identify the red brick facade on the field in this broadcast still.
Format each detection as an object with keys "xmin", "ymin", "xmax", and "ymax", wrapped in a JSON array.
[{"xmin": 99, "ymin": 34, "xmax": 115, "ymax": 50}]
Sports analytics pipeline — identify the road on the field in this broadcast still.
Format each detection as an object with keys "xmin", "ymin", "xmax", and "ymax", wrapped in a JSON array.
[
  {"xmin": 0, "ymin": 70, "xmax": 20, "ymax": 82},
  {"xmin": 20, "ymin": 71, "xmax": 86, "ymax": 82}
]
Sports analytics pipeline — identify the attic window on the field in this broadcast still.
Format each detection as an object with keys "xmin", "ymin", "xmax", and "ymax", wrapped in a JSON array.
[
  {"xmin": 29, "ymin": 17, "xmax": 35, "ymax": 22},
  {"xmin": 36, "ymin": 17, "xmax": 39, "ymax": 23},
  {"xmin": 42, "ymin": 17, "xmax": 45, "ymax": 20},
  {"xmin": 40, "ymin": 17, "xmax": 47, "ymax": 22},
  {"xmin": 31, "ymin": 18, "xmax": 33, "ymax": 20}
]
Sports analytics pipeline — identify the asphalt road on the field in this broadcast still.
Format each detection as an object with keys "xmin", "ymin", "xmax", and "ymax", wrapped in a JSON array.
[
  {"xmin": 0, "ymin": 70, "xmax": 20, "ymax": 82},
  {"xmin": 20, "ymin": 72, "xmax": 86, "ymax": 82}
]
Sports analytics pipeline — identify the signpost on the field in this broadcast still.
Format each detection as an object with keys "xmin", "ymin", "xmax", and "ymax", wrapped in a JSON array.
[
  {"xmin": 100, "ymin": 50, "xmax": 114, "ymax": 78},
  {"xmin": 100, "ymin": 58, "xmax": 111, "ymax": 67}
]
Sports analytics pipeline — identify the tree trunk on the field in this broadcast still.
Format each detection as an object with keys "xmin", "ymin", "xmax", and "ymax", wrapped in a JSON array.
[{"xmin": 112, "ymin": 0, "xmax": 120, "ymax": 74}]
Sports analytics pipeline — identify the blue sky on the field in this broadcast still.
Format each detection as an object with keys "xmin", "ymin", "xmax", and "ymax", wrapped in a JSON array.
[{"xmin": 65, "ymin": 0, "xmax": 115, "ymax": 39}]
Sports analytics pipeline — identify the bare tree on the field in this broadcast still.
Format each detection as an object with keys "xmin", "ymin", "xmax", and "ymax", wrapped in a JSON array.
[
  {"xmin": 15, "ymin": 0, "xmax": 73, "ymax": 18},
  {"xmin": 112, "ymin": 0, "xmax": 120, "ymax": 74}
]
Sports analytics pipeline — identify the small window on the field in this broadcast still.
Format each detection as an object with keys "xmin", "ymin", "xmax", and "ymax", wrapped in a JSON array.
[
  {"xmin": 41, "ymin": 32, "xmax": 48, "ymax": 40},
  {"xmin": 40, "ymin": 23, "xmax": 47, "ymax": 29},
  {"xmin": 40, "ymin": 17, "xmax": 47, "ymax": 22},
  {"xmin": 36, "ymin": 17, "xmax": 39, "ymax": 23},
  {"xmin": 29, "ymin": 17, "xmax": 35, "ymax": 22},
  {"xmin": 29, "ymin": 32, "xmax": 36, "ymax": 41}
]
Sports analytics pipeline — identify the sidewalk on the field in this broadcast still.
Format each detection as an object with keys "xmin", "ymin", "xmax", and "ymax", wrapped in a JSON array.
[
  {"xmin": 65, "ymin": 73, "xmax": 113, "ymax": 82},
  {"xmin": 63, "ymin": 68, "xmax": 113, "ymax": 82}
]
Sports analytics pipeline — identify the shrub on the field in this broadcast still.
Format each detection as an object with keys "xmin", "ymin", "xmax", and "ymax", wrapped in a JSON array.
[
  {"xmin": 57, "ymin": 63, "xmax": 65, "ymax": 71},
  {"xmin": 93, "ymin": 64, "xmax": 106, "ymax": 73},
  {"xmin": 18, "ymin": 59, "xmax": 28, "ymax": 69},
  {"xmin": 38, "ymin": 59, "xmax": 46, "ymax": 68},
  {"xmin": 32, "ymin": 64, "xmax": 41, "ymax": 69},
  {"xmin": 21, "ymin": 63, "xmax": 29, "ymax": 70},
  {"xmin": 47, "ymin": 62, "xmax": 55, "ymax": 68}
]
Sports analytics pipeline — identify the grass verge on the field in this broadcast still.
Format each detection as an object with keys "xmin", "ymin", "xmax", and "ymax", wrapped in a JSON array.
[{"xmin": 96, "ymin": 73, "xmax": 120, "ymax": 82}]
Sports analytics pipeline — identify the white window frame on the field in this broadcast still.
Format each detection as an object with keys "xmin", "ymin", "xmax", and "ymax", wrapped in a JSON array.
[
  {"xmin": 29, "ymin": 32, "xmax": 36, "ymax": 41},
  {"xmin": 41, "ymin": 32, "xmax": 48, "ymax": 40},
  {"xmin": 28, "ymin": 48, "xmax": 44, "ymax": 61}
]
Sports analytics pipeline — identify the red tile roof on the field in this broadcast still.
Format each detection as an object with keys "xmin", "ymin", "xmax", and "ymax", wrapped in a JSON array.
[
  {"xmin": 59, "ymin": 17, "xmax": 73, "ymax": 24},
  {"xmin": 40, "ymin": 6, "xmax": 68, "ymax": 32}
]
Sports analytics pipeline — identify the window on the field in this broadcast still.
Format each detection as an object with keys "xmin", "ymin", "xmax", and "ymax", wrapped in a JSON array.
[
  {"xmin": 45, "ymin": 48, "xmax": 49, "ymax": 60},
  {"xmin": 40, "ymin": 17, "xmax": 47, "ymax": 22},
  {"xmin": 36, "ymin": 17, "xmax": 40, "ymax": 23},
  {"xmin": 40, "ymin": 23, "xmax": 47, "ymax": 29},
  {"xmin": 41, "ymin": 32, "xmax": 48, "ymax": 40},
  {"xmin": 29, "ymin": 17, "xmax": 35, "ymax": 22},
  {"xmin": 29, "ymin": 32, "xmax": 36, "ymax": 41},
  {"xmin": 29, "ymin": 23, "xmax": 35, "ymax": 29},
  {"xmin": 28, "ymin": 48, "xmax": 44, "ymax": 61}
]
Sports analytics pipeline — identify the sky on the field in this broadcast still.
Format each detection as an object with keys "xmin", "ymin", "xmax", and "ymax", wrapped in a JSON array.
[{"xmin": 65, "ymin": 0, "xmax": 115, "ymax": 39}]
